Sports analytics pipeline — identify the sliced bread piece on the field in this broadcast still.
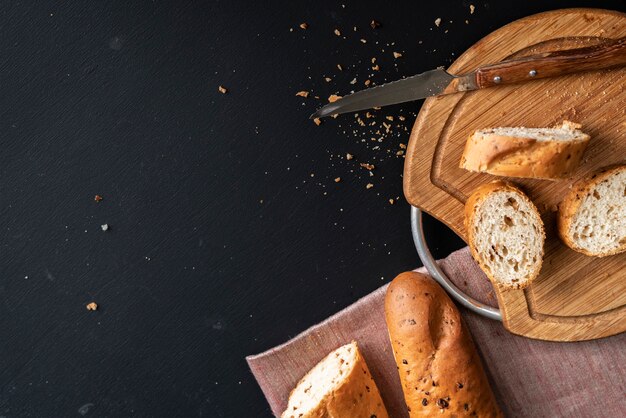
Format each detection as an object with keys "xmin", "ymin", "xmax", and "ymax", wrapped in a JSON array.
[
  {"xmin": 460, "ymin": 120, "xmax": 590, "ymax": 179},
  {"xmin": 281, "ymin": 341, "xmax": 389, "ymax": 418},
  {"xmin": 464, "ymin": 181, "xmax": 545, "ymax": 289},
  {"xmin": 557, "ymin": 164, "xmax": 626, "ymax": 257}
]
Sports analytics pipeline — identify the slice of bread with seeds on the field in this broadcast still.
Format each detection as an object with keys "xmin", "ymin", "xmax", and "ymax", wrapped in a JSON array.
[
  {"xmin": 558, "ymin": 164, "xmax": 626, "ymax": 257},
  {"xmin": 464, "ymin": 181, "xmax": 545, "ymax": 289},
  {"xmin": 281, "ymin": 341, "xmax": 389, "ymax": 418}
]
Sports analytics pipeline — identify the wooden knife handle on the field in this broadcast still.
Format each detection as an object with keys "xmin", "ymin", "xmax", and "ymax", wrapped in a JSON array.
[{"xmin": 474, "ymin": 36, "xmax": 626, "ymax": 88}]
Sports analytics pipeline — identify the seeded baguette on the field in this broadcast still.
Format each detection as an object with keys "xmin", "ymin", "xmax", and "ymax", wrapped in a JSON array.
[
  {"xmin": 460, "ymin": 120, "xmax": 590, "ymax": 179},
  {"xmin": 465, "ymin": 181, "xmax": 545, "ymax": 289},
  {"xmin": 281, "ymin": 341, "xmax": 389, "ymax": 418},
  {"xmin": 557, "ymin": 164, "xmax": 626, "ymax": 257},
  {"xmin": 385, "ymin": 272, "xmax": 503, "ymax": 417}
]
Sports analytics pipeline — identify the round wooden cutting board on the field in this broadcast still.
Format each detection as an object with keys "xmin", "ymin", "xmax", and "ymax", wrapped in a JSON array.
[{"xmin": 404, "ymin": 8, "xmax": 626, "ymax": 341}]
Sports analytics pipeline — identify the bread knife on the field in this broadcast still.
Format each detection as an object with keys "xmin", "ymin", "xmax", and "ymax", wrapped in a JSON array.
[{"xmin": 310, "ymin": 36, "xmax": 626, "ymax": 119}]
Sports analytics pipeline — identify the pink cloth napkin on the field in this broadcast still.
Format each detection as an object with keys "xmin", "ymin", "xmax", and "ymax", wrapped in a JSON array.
[{"xmin": 247, "ymin": 247, "xmax": 626, "ymax": 417}]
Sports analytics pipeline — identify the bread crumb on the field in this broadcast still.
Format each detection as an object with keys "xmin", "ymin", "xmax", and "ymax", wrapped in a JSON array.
[
  {"xmin": 469, "ymin": 4, "xmax": 475, "ymax": 14},
  {"xmin": 334, "ymin": 177, "xmax": 341, "ymax": 183},
  {"xmin": 389, "ymin": 199, "xmax": 394, "ymax": 205},
  {"xmin": 334, "ymin": 28, "xmax": 341, "ymax": 36},
  {"xmin": 313, "ymin": 118, "xmax": 322, "ymax": 126},
  {"xmin": 218, "ymin": 85, "xmax": 228, "ymax": 94},
  {"xmin": 366, "ymin": 183, "xmax": 374, "ymax": 189},
  {"xmin": 101, "ymin": 224, "xmax": 109, "ymax": 231},
  {"xmin": 328, "ymin": 94, "xmax": 342, "ymax": 103},
  {"xmin": 370, "ymin": 20, "xmax": 381, "ymax": 29},
  {"xmin": 295, "ymin": 91, "xmax": 309, "ymax": 98},
  {"xmin": 86, "ymin": 302, "xmax": 98, "ymax": 311},
  {"xmin": 398, "ymin": 115, "xmax": 406, "ymax": 121},
  {"xmin": 324, "ymin": 77, "xmax": 332, "ymax": 82},
  {"xmin": 350, "ymin": 78, "xmax": 357, "ymax": 85},
  {"xmin": 360, "ymin": 163, "xmax": 375, "ymax": 170},
  {"xmin": 337, "ymin": 64, "xmax": 343, "ymax": 71},
  {"xmin": 372, "ymin": 64, "xmax": 380, "ymax": 71},
  {"xmin": 399, "ymin": 143, "xmax": 406, "ymax": 149},
  {"xmin": 364, "ymin": 79, "xmax": 371, "ymax": 86},
  {"xmin": 360, "ymin": 39, "xmax": 367, "ymax": 43},
  {"xmin": 396, "ymin": 150, "xmax": 404, "ymax": 156},
  {"xmin": 371, "ymin": 57, "xmax": 377, "ymax": 64},
  {"xmin": 94, "ymin": 195, "xmax": 103, "ymax": 202},
  {"xmin": 300, "ymin": 22, "xmax": 308, "ymax": 29},
  {"xmin": 393, "ymin": 51, "xmax": 402, "ymax": 58},
  {"xmin": 346, "ymin": 153, "xmax": 353, "ymax": 160},
  {"xmin": 386, "ymin": 116, "xmax": 394, "ymax": 121},
  {"xmin": 435, "ymin": 18, "xmax": 442, "ymax": 27}
]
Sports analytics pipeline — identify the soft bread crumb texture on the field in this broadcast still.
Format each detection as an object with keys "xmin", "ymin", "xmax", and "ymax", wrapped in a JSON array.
[
  {"xmin": 475, "ymin": 121, "xmax": 587, "ymax": 142},
  {"xmin": 284, "ymin": 343, "xmax": 354, "ymax": 415},
  {"xmin": 568, "ymin": 169, "xmax": 626, "ymax": 255},
  {"xmin": 471, "ymin": 190, "xmax": 544, "ymax": 287},
  {"xmin": 282, "ymin": 341, "xmax": 388, "ymax": 418}
]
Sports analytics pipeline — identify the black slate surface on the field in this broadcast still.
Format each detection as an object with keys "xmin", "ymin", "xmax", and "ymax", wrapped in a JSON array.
[{"xmin": 0, "ymin": 1, "xmax": 624, "ymax": 417}]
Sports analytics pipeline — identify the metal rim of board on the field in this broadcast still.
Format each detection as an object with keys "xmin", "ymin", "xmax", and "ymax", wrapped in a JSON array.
[{"xmin": 410, "ymin": 206, "xmax": 502, "ymax": 321}]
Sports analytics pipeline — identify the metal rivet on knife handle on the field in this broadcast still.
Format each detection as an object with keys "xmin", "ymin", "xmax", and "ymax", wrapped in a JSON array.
[
  {"xmin": 493, "ymin": 76, "xmax": 502, "ymax": 83},
  {"xmin": 529, "ymin": 69, "xmax": 537, "ymax": 77}
]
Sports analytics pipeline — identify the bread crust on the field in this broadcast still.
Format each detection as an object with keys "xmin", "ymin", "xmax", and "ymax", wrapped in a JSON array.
[
  {"xmin": 460, "ymin": 121, "xmax": 590, "ymax": 179},
  {"xmin": 385, "ymin": 272, "xmax": 503, "ymax": 417},
  {"xmin": 281, "ymin": 341, "xmax": 389, "ymax": 418},
  {"xmin": 464, "ymin": 181, "xmax": 545, "ymax": 290},
  {"xmin": 557, "ymin": 164, "xmax": 626, "ymax": 257}
]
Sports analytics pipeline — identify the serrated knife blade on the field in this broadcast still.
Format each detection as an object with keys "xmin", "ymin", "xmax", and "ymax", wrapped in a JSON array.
[{"xmin": 310, "ymin": 68, "xmax": 476, "ymax": 119}]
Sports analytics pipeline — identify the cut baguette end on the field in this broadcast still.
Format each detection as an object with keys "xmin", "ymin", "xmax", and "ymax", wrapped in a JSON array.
[
  {"xmin": 558, "ymin": 164, "xmax": 626, "ymax": 257},
  {"xmin": 465, "ymin": 181, "xmax": 545, "ymax": 289},
  {"xmin": 281, "ymin": 341, "xmax": 388, "ymax": 418}
]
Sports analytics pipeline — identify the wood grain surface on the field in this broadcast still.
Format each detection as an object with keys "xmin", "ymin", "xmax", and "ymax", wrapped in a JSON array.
[{"xmin": 404, "ymin": 8, "xmax": 626, "ymax": 341}]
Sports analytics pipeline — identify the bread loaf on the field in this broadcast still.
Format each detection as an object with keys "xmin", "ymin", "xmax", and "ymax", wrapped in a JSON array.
[
  {"xmin": 281, "ymin": 341, "xmax": 389, "ymax": 418},
  {"xmin": 557, "ymin": 164, "xmax": 626, "ymax": 257},
  {"xmin": 385, "ymin": 272, "xmax": 502, "ymax": 417},
  {"xmin": 464, "ymin": 181, "xmax": 545, "ymax": 289},
  {"xmin": 460, "ymin": 120, "xmax": 590, "ymax": 179}
]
